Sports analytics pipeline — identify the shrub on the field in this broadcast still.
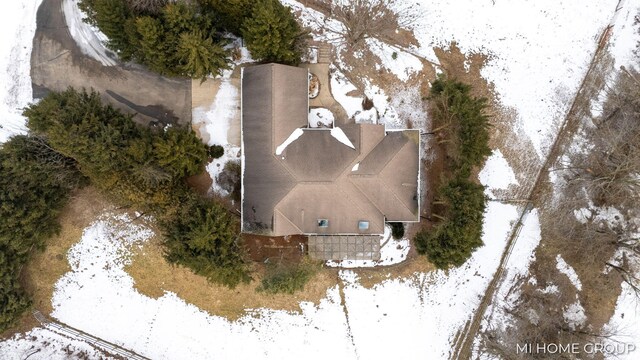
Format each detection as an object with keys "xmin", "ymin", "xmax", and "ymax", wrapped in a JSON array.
[
  {"xmin": 208, "ymin": 144, "xmax": 224, "ymax": 159},
  {"xmin": 162, "ymin": 196, "xmax": 251, "ymax": 288},
  {"xmin": 257, "ymin": 258, "xmax": 320, "ymax": 294},
  {"xmin": 217, "ymin": 161, "xmax": 241, "ymax": 202},
  {"xmin": 362, "ymin": 96, "xmax": 374, "ymax": 111},
  {"xmin": 241, "ymin": 0, "xmax": 307, "ymax": 65},
  {"xmin": 389, "ymin": 222, "xmax": 405, "ymax": 239}
]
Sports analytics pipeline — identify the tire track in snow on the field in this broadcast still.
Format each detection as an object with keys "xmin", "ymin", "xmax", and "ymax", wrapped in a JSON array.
[{"xmin": 338, "ymin": 272, "xmax": 361, "ymax": 360}]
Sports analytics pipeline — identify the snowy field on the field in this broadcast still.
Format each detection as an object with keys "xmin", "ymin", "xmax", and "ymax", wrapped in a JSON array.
[
  {"xmin": 0, "ymin": 327, "xmax": 115, "ymax": 360},
  {"xmin": 1, "ymin": 0, "xmax": 638, "ymax": 359},
  {"xmin": 0, "ymin": 0, "xmax": 42, "ymax": 142}
]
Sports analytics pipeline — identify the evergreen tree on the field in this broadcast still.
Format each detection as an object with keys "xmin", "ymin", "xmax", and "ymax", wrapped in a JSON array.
[
  {"xmin": 84, "ymin": 0, "xmax": 138, "ymax": 60},
  {"xmin": 0, "ymin": 135, "xmax": 83, "ymax": 332},
  {"xmin": 429, "ymin": 75, "xmax": 492, "ymax": 177},
  {"xmin": 241, "ymin": 0, "xmax": 306, "ymax": 65},
  {"xmin": 79, "ymin": 0, "xmax": 230, "ymax": 78},
  {"xmin": 415, "ymin": 177, "xmax": 487, "ymax": 268},
  {"xmin": 204, "ymin": 0, "xmax": 254, "ymax": 34},
  {"xmin": 162, "ymin": 197, "xmax": 251, "ymax": 288},
  {"xmin": 175, "ymin": 30, "xmax": 230, "ymax": 80},
  {"xmin": 135, "ymin": 16, "xmax": 169, "ymax": 74},
  {"xmin": 23, "ymin": 88, "xmax": 208, "ymax": 212}
]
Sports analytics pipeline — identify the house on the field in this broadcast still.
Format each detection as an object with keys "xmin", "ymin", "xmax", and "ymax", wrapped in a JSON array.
[{"xmin": 241, "ymin": 63, "xmax": 420, "ymax": 238}]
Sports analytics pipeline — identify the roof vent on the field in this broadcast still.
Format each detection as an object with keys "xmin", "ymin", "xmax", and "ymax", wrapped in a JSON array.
[{"xmin": 317, "ymin": 219, "xmax": 329, "ymax": 228}]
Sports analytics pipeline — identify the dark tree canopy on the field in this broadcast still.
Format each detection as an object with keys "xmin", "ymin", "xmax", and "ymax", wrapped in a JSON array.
[
  {"xmin": 414, "ymin": 76, "xmax": 491, "ymax": 269},
  {"xmin": 23, "ymin": 88, "xmax": 207, "ymax": 213},
  {"xmin": 79, "ymin": 0, "xmax": 306, "ymax": 77},
  {"xmin": 0, "ymin": 135, "xmax": 83, "ymax": 331},
  {"xmin": 162, "ymin": 196, "xmax": 251, "ymax": 288},
  {"xmin": 241, "ymin": 0, "xmax": 307, "ymax": 65}
]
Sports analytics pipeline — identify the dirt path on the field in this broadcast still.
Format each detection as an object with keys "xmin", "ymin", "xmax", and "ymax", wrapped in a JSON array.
[
  {"xmin": 31, "ymin": 0, "xmax": 192, "ymax": 127},
  {"xmin": 451, "ymin": 2, "xmax": 625, "ymax": 359}
]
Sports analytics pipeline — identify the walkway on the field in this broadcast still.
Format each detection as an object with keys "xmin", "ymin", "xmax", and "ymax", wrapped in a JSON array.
[
  {"xmin": 308, "ymin": 234, "xmax": 381, "ymax": 261},
  {"xmin": 301, "ymin": 43, "xmax": 351, "ymax": 126}
]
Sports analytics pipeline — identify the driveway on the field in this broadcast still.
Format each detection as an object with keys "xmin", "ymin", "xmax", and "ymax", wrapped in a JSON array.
[{"xmin": 31, "ymin": 0, "xmax": 191, "ymax": 126}]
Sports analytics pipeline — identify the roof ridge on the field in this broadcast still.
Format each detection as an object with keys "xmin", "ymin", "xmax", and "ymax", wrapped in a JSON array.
[
  {"xmin": 356, "ymin": 132, "xmax": 407, "ymax": 176},
  {"xmin": 273, "ymin": 207, "xmax": 303, "ymax": 234},
  {"xmin": 349, "ymin": 177, "xmax": 386, "ymax": 217},
  {"xmin": 334, "ymin": 180, "xmax": 379, "ymax": 222},
  {"xmin": 378, "ymin": 140, "xmax": 419, "ymax": 218}
]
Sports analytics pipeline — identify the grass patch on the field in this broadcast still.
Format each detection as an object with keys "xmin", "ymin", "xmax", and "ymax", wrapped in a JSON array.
[{"xmin": 257, "ymin": 258, "xmax": 322, "ymax": 295}]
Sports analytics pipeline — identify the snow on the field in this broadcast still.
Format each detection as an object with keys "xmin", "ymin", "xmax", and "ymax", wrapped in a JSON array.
[
  {"xmin": 62, "ymin": 0, "xmax": 116, "ymax": 66},
  {"xmin": 603, "ymin": 281, "xmax": 640, "ymax": 359},
  {"xmin": 49, "ymin": 212, "xmax": 358, "ymax": 359},
  {"xmin": 39, "ymin": 171, "xmax": 520, "ymax": 360},
  {"xmin": 0, "ymin": 327, "xmax": 114, "ymax": 360},
  {"xmin": 480, "ymin": 209, "xmax": 542, "ymax": 335},
  {"xmin": 275, "ymin": 128, "xmax": 304, "ymax": 155},
  {"xmin": 342, "ymin": 201, "xmax": 519, "ymax": 359},
  {"xmin": 411, "ymin": 0, "xmax": 618, "ymax": 157},
  {"xmin": 206, "ymin": 146, "xmax": 240, "ymax": 196},
  {"xmin": 330, "ymin": 68, "xmax": 363, "ymax": 118},
  {"xmin": 609, "ymin": 0, "xmax": 640, "ymax": 69},
  {"xmin": 192, "ymin": 71, "xmax": 242, "ymax": 196},
  {"xmin": 556, "ymin": 254, "xmax": 583, "ymax": 291},
  {"xmin": 308, "ymin": 107, "xmax": 334, "ymax": 128},
  {"xmin": 193, "ymin": 80, "xmax": 238, "ymax": 147},
  {"xmin": 366, "ymin": 38, "xmax": 423, "ymax": 81},
  {"xmin": 0, "ymin": 0, "xmax": 42, "ymax": 143},
  {"xmin": 478, "ymin": 149, "xmax": 519, "ymax": 196},
  {"xmin": 563, "ymin": 300, "xmax": 587, "ymax": 330},
  {"xmin": 330, "ymin": 127, "xmax": 356, "ymax": 149},
  {"xmin": 326, "ymin": 225, "xmax": 410, "ymax": 268}
]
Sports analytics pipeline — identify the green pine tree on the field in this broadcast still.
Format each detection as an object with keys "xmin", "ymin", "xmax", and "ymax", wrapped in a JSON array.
[
  {"xmin": 175, "ymin": 30, "xmax": 230, "ymax": 80},
  {"xmin": 241, "ymin": 0, "xmax": 307, "ymax": 65},
  {"xmin": 163, "ymin": 197, "xmax": 251, "ymax": 288}
]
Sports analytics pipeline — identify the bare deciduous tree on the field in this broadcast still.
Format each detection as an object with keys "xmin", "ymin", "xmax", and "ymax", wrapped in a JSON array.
[
  {"xmin": 320, "ymin": 0, "xmax": 420, "ymax": 48},
  {"xmin": 564, "ymin": 69, "xmax": 640, "ymax": 207}
]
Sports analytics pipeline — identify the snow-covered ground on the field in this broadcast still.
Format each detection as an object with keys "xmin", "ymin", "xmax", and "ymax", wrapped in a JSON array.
[
  {"xmin": 308, "ymin": 107, "xmax": 334, "ymax": 127},
  {"xmin": 479, "ymin": 149, "xmax": 519, "ymax": 197},
  {"xmin": 603, "ymin": 0, "xmax": 640, "ymax": 352},
  {"xmin": 0, "ymin": 327, "xmax": 114, "ymax": 360},
  {"xmin": 62, "ymin": 0, "xmax": 116, "ymax": 66},
  {"xmin": 194, "ymin": 72, "xmax": 242, "ymax": 196},
  {"xmin": 604, "ymin": 281, "xmax": 640, "ymax": 359},
  {"xmin": 0, "ymin": 0, "xmax": 42, "ymax": 143},
  {"xmin": 410, "ymin": 0, "xmax": 619, "ymax": 158},
  {"xmin": 478, "ymin": 208, "xmax": 542, "ymax": 337},
  {"xmin": 556, "ymin": 254, "xmax": 583, "ymax": 291},
  {"xmin": 2, "ymin": 0, "xmax": 637, "ymax": 359},
  {"xmin": 41, "ymin": 183, "xmax": 518, "ymax": 360}
]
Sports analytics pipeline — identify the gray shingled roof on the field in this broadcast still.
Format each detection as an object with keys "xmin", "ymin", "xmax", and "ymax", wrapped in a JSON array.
[{"xmin": 242, "ymin": 64, "xmax": 419, "ymax": 236}]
